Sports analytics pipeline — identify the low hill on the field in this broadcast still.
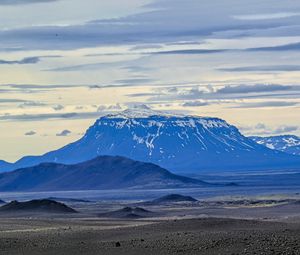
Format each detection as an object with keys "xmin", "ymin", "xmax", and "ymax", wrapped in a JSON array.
[
  {"xmin": 0, "ymin": 199, "xmax": 77, "ymax": 214},
  {"xmin": 149, "ymin": 194, "xmax": 198, "ymax": 204},
  {"xmin": 98, "ymin": 207, "xmax": 156, "ymax": 218},
  {"xmin": 0, "ymin": 156, "xmax": 208, "ymax": 192}
]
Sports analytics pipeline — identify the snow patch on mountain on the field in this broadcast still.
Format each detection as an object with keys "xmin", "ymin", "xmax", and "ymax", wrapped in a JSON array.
[{"xmin": 250, "ymin": 135, "xmax": 300, "ymax": 156}]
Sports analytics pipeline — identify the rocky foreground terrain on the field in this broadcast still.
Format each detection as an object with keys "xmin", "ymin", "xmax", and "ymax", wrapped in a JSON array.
[
  {"xmin": 0, "ymin": 217, "xmax": 299, "ymax": 254},
  {"xmin": 0, "ymin": 196, "xmax": 299, "ymax": 254}
]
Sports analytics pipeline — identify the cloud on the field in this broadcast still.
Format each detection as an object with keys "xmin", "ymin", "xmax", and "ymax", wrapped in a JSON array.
[
  {"xmin": 216, "ymin": 84, "xmax": 293, "ymax": 94},
  {"xmin": 0, "ymin": 112, "xmax": 103, "ymax": 122},
  {"xmin": 0, "ymin": 57, "xmax": 40, "ymax": 65},
  {"xmin": 0, "ymin": 0, "xmax": 58, "ymax": 5},
  {"xmin": 138, "ymin": 84, "xmax": 300, "ymax": 106},
  {"xmin": 154, "ymin": 49, "xmax": 227, "ymax": 55},
  {"xmin": 240, "ymin": 123, "xmax": 299, "ymax": 136},
  {"xmin": 231, "ymin": 101, "xmax": 299, "ymax": 108},
  {"xmin": 146, "ymin": 84, "xmax": 300, "ymax": 101},
  {"xmin": 274, "ymin": 125, "xmax": 299, "ymax": 134},
  {"xmin": 24, "ymin": 131, "xmax": 37, "ymax": 136},
  {"xmin": 18, "ymin": 101, "xmax": 46, "ymax": 108},
  {"xmin": 0, "ymin": 55, "xmax": 61, "ymax": 65},
  {"xmin": 218, "ymin": 65, "xmax": 300, "ymax": 72},
  {"xmin": 182, "ymin": 101, "xmax": 210, "ymax": 107},
  {"xmin": 52, "ymin": 104, "xmax": 64, "ymax": 111},
  {"xmin": 56, "ymin": 129, "xmax": 71, "ymax": 137},
  {"xmin": 232, "ymin": 12, "xmax": 300, "ymax": 21},
  {"xmin": 126, "ymin": 103, "xmax": 153, "ymax": 111},
  {"xmin": 130, "ymin": 44, "xmax": 163, "ymax": 51},
  {"xmin": 97, "ymin": 103, "xmax": 122, "ymax": 112},
  {"xmin": 0, "ymin": 99, "xmax": 27, "ymax": 103},
  {"xmin": 0, "ymin": 0, "xmax": 297, "ymax": 51},
  {"xmin": 128, "ymin": 92, "xmax": 162, "ymax": 97},
  {"xmin": 255, "ymin": 123, "xmax": 267, "ymax": 130},
  {"xmin": 247, "ymin": 42, "xmax": 300, "ymax": 52},
  {"xmin": 114, "ymin": 78, "xmax": 156, "ymax": 85},
  {"xmin": 7, "ymin": 84, "xmax": 84, "ymax": 90}
]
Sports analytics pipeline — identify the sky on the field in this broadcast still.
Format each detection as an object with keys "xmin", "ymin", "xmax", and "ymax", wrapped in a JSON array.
[{"xmin": 1, "ymin": 0, "xmax": 300, "ymax": 162}]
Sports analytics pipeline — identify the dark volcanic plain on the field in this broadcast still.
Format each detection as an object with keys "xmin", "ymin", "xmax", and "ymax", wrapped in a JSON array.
[{"xmin": 0, "ymin": 198, "xmax": 300, "ymax": 255}]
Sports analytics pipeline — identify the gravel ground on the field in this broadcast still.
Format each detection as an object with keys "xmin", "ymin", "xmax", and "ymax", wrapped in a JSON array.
[{"xmin": 0, "ymin": 217, "xmax": 299, "ymax": 255}]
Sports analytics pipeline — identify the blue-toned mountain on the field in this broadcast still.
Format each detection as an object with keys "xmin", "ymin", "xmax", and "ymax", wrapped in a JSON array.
[
  {"xmin": 250, "ymin": 135, "xmax": 300, "ymax": 156},
  {"xmin": 1, "ymin": 109, "xmax": 300, "ymax": 173}
]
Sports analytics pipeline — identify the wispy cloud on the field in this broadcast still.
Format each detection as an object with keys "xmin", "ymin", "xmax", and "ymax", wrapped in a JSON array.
[
  {"xmin": 274, "ymin": 125, "xmax": 299, "ymax": 134},
  {"xmin": 231, "ymin": 101, "xmax": 299, "ymax": 108},
  {"xmin": 218, "ymin": 65, "xmax": 300, "ymax": 72},
  {"xmin": 232, "ymin": 12, "xmax": 300, "ymax": 21},
  {"xmin": 0, "ymin": 112, "xmax": 102, "ymax": 122},
  {"xmin": 136, "ymin": 84, "xmax": 300, "ymax": 102},
  {"xmin": 56, "ymin": 129, "xmax": 71, "ymax": 137},
  {"xmin": 18, "ymin": 101, "xmax": 47, "ymax": 108},
  {"xmin": 24, "ymin": 131, "xmax": 37, "ymax": 136},
  {"xmin": 247, "ymin": 42, "xmax": 300, "ymax": 52},
  {"xmin": 217, "ymin": 84, "xmax": 293, "ymax": 94},
  {"xmin": 0, "ymin": 99, "xmax": 27, "ymax": 103},
  {"xmin": 0, "ymin": 57, "xmax": 40, "ymax": 65},
  {"xmin": 241, "ymin": 123, "xmax": 299, "ymax": 136},
  {"xmin": 154, "ymin": 49, "xmax": 227, "ymax": 55},
  {"xmin": 182, "ymin": 101, "xmax": 210, "ymax": 107},
  {"xmin": 0, "ymin": 0, "xmax": 58, "ymax": 5},
  {"xmin": 52, "ymin": 104, "xmax": 64, "ymax": 111}
]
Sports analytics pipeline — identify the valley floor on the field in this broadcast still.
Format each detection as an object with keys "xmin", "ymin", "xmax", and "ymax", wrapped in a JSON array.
[
  {"xmin": 0, "ymin": 217, "xmax": 299, "ymax": 255},
  {"xmin": 0, "ymin": 199, "xmax": 300, "ymax": 255}
]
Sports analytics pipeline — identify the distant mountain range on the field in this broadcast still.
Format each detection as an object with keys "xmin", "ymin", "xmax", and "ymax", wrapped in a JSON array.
[
  {"xmin": 0, "ymin": 156, "xmax": 207, "ymax": 192},
  {"xmin": 250, "ymin": 135, "xmax": 300, "ymax": 156},
  {"xmin": 1, "ymin": 108, "xmax": 300, "ymax": 173}
]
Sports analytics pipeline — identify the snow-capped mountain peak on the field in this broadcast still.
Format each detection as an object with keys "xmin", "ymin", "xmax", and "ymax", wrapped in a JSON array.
[
  {"xmin": 250, "ymin": 135, "xmax": 300, "ymax": 156},
  {"xmin": 1, "ymin": 111, "xmax": 300, "ymax": 173},
  {"xmin": 106, "ymin": 107, "xmax": 170, "ymax": 119},
  {"xmin": 103, "ymin": 107, "xmax": 231, "ymax": 129}
]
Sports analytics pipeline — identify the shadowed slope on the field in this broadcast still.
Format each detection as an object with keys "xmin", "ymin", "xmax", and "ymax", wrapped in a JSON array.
[{"xmin": 0, "ymin": 156, "xmax": 208, "ymax": 192}]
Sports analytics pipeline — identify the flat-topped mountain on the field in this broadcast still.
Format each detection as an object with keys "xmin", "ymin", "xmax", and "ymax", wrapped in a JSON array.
[
  {"xmin": 1, "ymin": 108, "xmax": 300, "ymax": 173},
  {"xmin": 0, "ymin": 199, "xmax": 77, "ymax": 214},
  {"xmin": 0, "ymin": 156, "xmax": 207, "ymax": 192}
]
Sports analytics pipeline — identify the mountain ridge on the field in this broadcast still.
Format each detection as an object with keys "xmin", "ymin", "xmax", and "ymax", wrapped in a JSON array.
[
  {"xmin": 0, "ymin": 155, "xmax": 208, "ymax": 191},
  {"xmin": 1, "ymin": 108, "xmax": 300, "ymax": 173},
  {"xmin": 250, "ymin": 135, "xmax": 300, "ymax": 156}
]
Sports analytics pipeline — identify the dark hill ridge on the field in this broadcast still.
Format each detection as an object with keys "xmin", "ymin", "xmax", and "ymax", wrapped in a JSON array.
[
  {"xmin": 0, "ymin": 199, "xmax": 77, "ymax": 214},
  {"xmin": 151, "ymin": 194, "xmax": 198, "ymax": 204},
  {"xmin": 0, "ymin": 156, "xmax": 208, "ymax": 192},
  {"xmin": 1, "ymin": 108, "xmax": 300, "ymax": 173},
  {"xmin": 98, "ymin": 207, "xmax": 156, "ymax": 218},
  {"xmin": 47, "ymin": 197, "xmax": 91, "ymax": 203}
]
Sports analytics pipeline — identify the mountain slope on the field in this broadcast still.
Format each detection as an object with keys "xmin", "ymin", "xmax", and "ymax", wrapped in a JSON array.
[
  {"xmin": 0, "ymin": 160, "xmax": 12, "ymax": 171},
  {"xmin": 1, "ymin": 108, "xmax": 300, "ymax": 173},
  {"xmin": 250, "ymin": 135, "xmax": 300, "ymax": 156},
  {"xmin": 0, "ymin": 156, "xmax": 207, "ymax": 191}
]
